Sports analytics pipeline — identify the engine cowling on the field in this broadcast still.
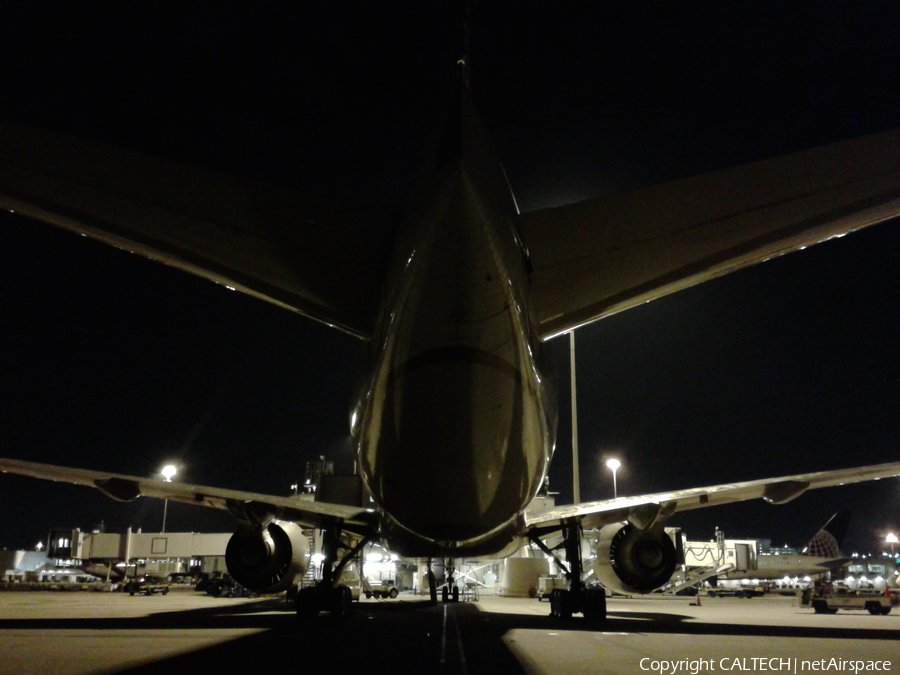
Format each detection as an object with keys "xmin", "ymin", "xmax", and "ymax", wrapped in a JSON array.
[
  {"xmin": 225, "ymin": 520, "xmax": 310, "ymax": 594},
  {"xmin": 593, "ymin": 523, "xmax": 677, "ymax": 595}
]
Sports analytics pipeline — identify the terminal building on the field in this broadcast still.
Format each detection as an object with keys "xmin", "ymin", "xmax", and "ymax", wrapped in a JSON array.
[
  {"xmin": 3, "ymin": 499, "xmax": 898, "ymax": 593},
  {"xmin": 2, "ymin": 526, "xmax": 231, "ymax": 584}
]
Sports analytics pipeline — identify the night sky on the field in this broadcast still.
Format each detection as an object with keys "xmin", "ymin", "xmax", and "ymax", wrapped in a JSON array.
[{"xmin": 2, "ymin": 2, "xmax": 899, "ymax": 555}]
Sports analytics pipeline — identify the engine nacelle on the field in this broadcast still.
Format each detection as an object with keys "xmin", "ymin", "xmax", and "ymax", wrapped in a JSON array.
[
  {"xmin": 225, "ymin": 520, "xmax": 310, "ymax": 594},
  {"xmin": 592, "ymin": 523, "xmax": 677, "ymax": 595}
]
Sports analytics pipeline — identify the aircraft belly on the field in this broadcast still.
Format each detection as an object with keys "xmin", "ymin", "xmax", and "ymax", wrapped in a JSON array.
[
  {"xmin": 357, "ymin": 168, "xmax": 554, "ymax": 546},
  {"xmin": 378, "ymin": 350, "xmax": 542, "ymax": 541}
]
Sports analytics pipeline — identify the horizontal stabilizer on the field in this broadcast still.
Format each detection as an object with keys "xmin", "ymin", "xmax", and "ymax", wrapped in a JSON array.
[
  {"xmin": 0, "ymin": 119, "xmax": 396, "ymax": 338},
  {"xmin": 521, "ymin": 128, "xmax": 900, "ymax": 339}
]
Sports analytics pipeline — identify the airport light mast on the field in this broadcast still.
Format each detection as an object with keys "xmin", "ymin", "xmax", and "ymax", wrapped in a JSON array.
[
  {"xmin": 606, "ymin": 458, "xmax": 621, "ymax": 499},
  {"xmin": 160, "ymin": 464, "xmax": 178, "ymax": 533}
]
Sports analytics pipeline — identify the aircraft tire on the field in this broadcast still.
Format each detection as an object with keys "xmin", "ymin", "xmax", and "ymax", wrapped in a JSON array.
[
  {"xmin": 582, "ymin": 588, "xmax": 607, "ymax": 621},
  {"xmin": 295, "ymin": 587, "xmax": 320, "ymax": 620},
  {"xmin": 331, "ymin": 586, "xmax": 352, "ymax": 618},
  {"xmin": 558, "ymin": 590, "xmax": 573, "ymax": 620}
]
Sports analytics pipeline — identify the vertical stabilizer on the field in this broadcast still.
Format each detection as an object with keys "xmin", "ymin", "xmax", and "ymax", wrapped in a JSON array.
[{"xmin": 803, "ymin": 511, "xmax": 851, "ymax": 557}]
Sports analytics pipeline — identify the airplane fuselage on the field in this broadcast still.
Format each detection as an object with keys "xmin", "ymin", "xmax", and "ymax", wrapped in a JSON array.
[
  {"xmin": 723, "ymin": 555, "xmax": 848, "ymax": 581},
  {"xmin": 354, "ymin": 86, "xmax": 557, "ymax": 557}
]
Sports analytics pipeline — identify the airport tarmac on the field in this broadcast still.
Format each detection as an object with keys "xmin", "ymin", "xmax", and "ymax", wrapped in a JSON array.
[{"xmin": 0, "ymin": 591, "xmax": 896, "ymax": 675}]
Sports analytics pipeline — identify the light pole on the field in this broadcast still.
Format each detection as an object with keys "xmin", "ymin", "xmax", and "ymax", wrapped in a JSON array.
[
  {"xmin": 887, "ymin": 533, "xmax": 898, "ymax": 555},
  {"xmin": 160, "ymin": 464, "xmax": 177, "ymax": 533},
  {"xmin": 606, "ymin": 459, "xmax": 621, "ymax": 499},
  {"xmin": 570, "ymin": 331, "xmax": 580, "ymax": 504}
]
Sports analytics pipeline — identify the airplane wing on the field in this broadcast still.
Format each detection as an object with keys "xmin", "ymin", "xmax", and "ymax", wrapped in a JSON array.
[
  {"xmin": 520, "ymin": 127, "xmax": 900, "ymax": 340},
  {"xmin": 5, "ymin": 118, "xmax": 899, "ymax": 344},
  {"xmin": 0, "ymin": 457, "xmax": 375, "ymax": 533},
  {"xmin": 525, "ymin": 461, "xmax": 900, "ymax": 532},
  {"xmin": 0, "ymin": 119, "xmax": 396, "ymax": 339}
]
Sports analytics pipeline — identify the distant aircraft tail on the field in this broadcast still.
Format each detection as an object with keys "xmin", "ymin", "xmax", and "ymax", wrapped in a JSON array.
[{"xmin": 802, "ymin": 511, "xmax": 851, "ymax": 558}]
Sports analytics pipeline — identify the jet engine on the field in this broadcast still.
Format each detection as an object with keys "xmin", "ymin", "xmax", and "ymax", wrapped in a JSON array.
[
  {"xmin": 225, "ymin": 520, "xmax": 310, "ymax": 594},
  {"xmin": 592, "ymin": 523, "xmax": 678, "ymax": 595}
]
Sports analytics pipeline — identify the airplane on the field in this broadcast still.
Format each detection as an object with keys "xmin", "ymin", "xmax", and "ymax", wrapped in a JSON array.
[
  {"xmin": 2, "ymin": 6, "xmax": 900, "ymax": 621},
  {"xmin": 722, "ymin": 512, "xmax": 853, "ymax": 582}
]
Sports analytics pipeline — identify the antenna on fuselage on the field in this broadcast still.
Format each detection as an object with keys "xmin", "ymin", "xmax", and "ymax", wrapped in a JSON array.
[
  {"xmin": 456, "ymin": 0, "xmax": 471, "ymax": 89},
  {"xmin": 436, "ymin": 0, "xmax": 471, "ymax": 168}
]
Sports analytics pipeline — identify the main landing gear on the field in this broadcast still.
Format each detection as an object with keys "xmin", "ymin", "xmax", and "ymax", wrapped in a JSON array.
[
  {"xmin": 295, "ymin": 584, "xmax": 353, "ymax": 619},
  {"xmin": 529, "ymin": 520, "xmax": 607, "ymax": 622},
  {"xmin": 295, "ymin": 519, "xmax": 369, "ymax": 620},
  {"xmin": 548, "ymin": 585, "xmax": 607, "ymax": 621}
]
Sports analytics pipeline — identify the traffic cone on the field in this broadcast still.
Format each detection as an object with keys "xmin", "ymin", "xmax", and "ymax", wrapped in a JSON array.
[{"xmin": 690, "ymin": 590, "xmax": 702, "ymax": 607}]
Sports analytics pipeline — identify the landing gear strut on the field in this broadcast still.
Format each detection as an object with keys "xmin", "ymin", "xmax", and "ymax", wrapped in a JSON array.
[
  {"xmin": 295, "ymin": 519, "xmax": 370, "ymax": 619},
  {"xmin": 427, "ymin": 559, "xmax": 438, "ymax": 603},
  {"xmin": 529, "ymin": 520, "xmax": 606, "ymax": 621}
]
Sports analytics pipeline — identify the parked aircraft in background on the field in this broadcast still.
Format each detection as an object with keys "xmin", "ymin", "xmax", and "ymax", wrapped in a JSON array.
[
  {"xmin": 2, "ymin": 10, "xmax": 900, "ymax": 620},
  {"xmin": 724, "ymin": 512, "xmax": 852, "ymax": 582}
]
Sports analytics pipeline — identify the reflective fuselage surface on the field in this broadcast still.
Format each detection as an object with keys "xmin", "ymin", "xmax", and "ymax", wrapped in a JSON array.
[{"xmin": 354, "ymin": 86, "xmax": 557, "ymax": 556}]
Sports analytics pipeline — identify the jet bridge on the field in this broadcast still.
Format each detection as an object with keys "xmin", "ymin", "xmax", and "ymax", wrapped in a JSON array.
[{"xmin": 662, "ymin": 529, "xmax": 757, "ymax": 594}]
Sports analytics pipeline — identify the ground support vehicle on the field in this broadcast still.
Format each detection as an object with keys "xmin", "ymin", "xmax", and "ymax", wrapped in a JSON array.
[
  {"xmin": 364, "ymin": 580, "xmax": 399, "ymax": 599},
  {"xmin": 706, "ymin": 586, "xmax": 766, "ymax": 598},
  {"xmin": 537, "ymin": 576, "xmax": 568, "ymax": 601},
  {"xmin": 124, "ymin": 576, "xmax": 170, "ymax": 596},
  {"xmin": 803, "ymin": 589, "xmax": 896, "ymax": 615},
  {"xmin": 205, "ymin": 573, "xmax": 254, "ymax": 598},
  {"xmin": 166, "ymin": 572, "xmax": 204, "ymax": 586}
]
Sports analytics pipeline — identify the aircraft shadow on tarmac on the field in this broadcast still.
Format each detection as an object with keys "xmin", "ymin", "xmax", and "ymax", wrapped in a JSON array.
[{"xmin": 3, "ymin": 599, "xmax": 898, "ymax": 675}]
